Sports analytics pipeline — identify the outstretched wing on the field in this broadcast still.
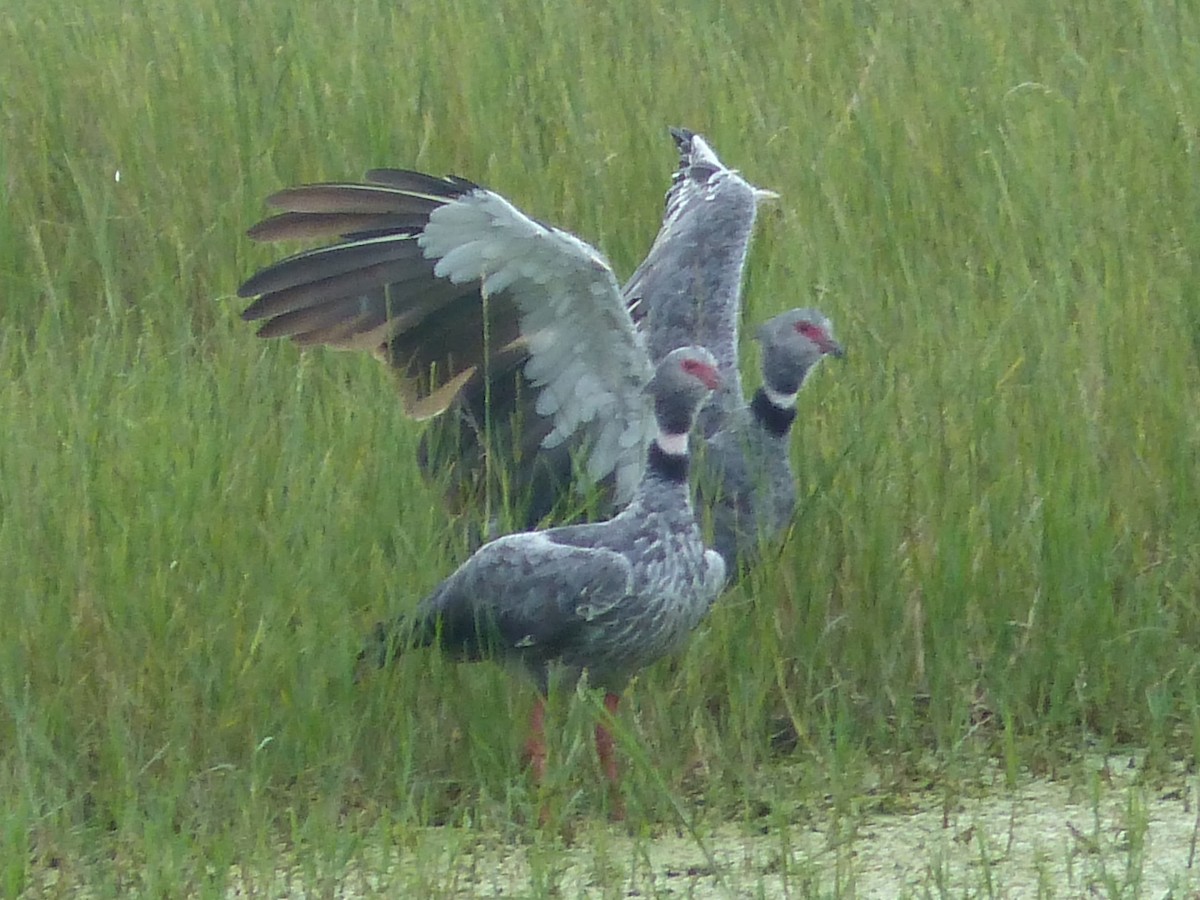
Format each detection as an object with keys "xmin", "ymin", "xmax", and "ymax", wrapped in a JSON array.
[
  {"xmin": 418, "ymin": 188, "xmax": 655, "ymax": 500},
  {"xmin": 624, "ymin": 128, "xmax": 774, "ymax": 435},
  {"xmin": 238, "ymin": 171, "xmax": 511, "ymax": 419},
  {"xmin": 239, "ymin": 171, "xmax": 657, "ymax": 504}
]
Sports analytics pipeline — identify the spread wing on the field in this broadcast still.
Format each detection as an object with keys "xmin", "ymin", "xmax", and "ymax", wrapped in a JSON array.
[
  {"xmin": 238, "ymin": 171, "xmax": 511, "ymax": 419},
  {"xmin": 418, "ymin": 188, "xmax": 655, "ymax": 500},
  {"xmin": 239, "ymin": 171, "xmax": 657, "ymax": 503}
]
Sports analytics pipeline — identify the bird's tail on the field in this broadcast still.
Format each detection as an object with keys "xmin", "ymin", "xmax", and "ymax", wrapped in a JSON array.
[
  {"xmin": 354, "ymin": 596, "xmax": 530, "ymax": 682},
  {"xmin": 353, "ymin": 613, "xmax": 439, "ymax": 682}
]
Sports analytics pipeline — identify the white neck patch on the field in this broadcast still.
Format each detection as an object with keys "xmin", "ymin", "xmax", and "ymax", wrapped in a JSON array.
[
  {"xmin": 655, "ymin": 432, "xmax": 689, "ymax": 456},
  {"xmin": 763, "ymin": 386, "xmax": 798, "ymax": 410}
]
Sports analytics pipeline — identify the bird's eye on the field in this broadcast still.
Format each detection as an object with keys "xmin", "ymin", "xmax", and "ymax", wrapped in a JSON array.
[
  {"xmin": 681, "ymin": 358, "xmax": 719, "ymax": 388},
  {"xmin": 797, "ymin": 322, "xmax": 827, "ymax": 343}
]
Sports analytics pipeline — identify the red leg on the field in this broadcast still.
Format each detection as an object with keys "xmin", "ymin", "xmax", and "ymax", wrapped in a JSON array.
[
  {"xmin": 594, "ymin": 691, "xmax": 625, "ymax": 820},
  {"xmin": 522, "ymin": 696, "xmax": 547, "ymax": 784}
]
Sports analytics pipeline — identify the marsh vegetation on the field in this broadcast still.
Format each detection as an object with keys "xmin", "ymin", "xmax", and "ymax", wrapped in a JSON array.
[{"xmin": 3, "ymin": 0, "xmax": 1199, "ymax": 894}]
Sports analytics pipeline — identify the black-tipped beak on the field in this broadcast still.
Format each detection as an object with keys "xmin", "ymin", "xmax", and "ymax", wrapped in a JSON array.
[{"xmin": 824, "ymin": 339, "xmax": 846, "ymax": 360}]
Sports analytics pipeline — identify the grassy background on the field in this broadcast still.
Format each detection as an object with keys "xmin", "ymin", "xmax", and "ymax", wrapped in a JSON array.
[{"xmin": 3, "ymin": 0, "xmax": 1200, "ymax": 893}]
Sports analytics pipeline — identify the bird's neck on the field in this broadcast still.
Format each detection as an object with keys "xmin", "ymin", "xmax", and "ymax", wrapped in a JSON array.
[
  {"xmin": 647, "ymin": 435, "xmax": 690, "ymax": 484},
  {"xmin": 751, "ymin": 388, "xmax": 798, "ymax": 438}
]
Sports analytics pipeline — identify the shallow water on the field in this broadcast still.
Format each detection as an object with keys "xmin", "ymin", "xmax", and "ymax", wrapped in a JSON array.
[
  {"xmin": 225, "ymin": 752, "xmax": 1200, "ymax": 897},
  {"xmin": 29, "ymin": 753, "xmax": 1199, "ymax": 897}
]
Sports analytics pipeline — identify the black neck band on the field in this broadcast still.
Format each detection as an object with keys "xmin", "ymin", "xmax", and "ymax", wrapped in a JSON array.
[
  {"xmin": 751, "ymin": 389, "xmax": 797, "ymax": 438},
  {"xmin": 648, "ymin": 441, "xmax": 689, "ymax": 483}
]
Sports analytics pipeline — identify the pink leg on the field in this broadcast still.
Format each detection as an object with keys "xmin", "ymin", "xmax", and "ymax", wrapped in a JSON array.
[
  {"xmin": 594, "ymin": 691, "xmax": 625, "ymax": 820},
  {"xmin": 522, "ymin": 697, "xmax": 554, "ymax": 826},
  {"xmin": 523, "ymin": 696, "xmax": 547, "ymax": 783}
]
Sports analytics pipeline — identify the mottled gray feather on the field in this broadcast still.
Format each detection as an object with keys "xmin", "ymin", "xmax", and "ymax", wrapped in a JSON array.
[
  {"xmin": 370, "ymin": 348, "xmax": 726, "ymax": 693},
  {"xmin": 623, "ymin": 128, "xmax": 767, "ymax": 435}
]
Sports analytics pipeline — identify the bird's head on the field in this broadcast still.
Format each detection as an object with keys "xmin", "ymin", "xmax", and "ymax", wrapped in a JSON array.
[
  {"xmin": 756, "ymin": 308, "xmax": 844, "ymax": 402},
  {"xmin": 650, "ymin": 346, "xmax": 721, "ymax": 445}
]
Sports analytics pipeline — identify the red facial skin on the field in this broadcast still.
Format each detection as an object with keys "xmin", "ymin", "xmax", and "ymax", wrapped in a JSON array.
[{"xmin": 680, "ymin": 357, "xmax": 721, "ymax": 390}]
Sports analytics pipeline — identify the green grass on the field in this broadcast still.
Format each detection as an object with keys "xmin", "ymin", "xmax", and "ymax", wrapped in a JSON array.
[{"xmin": 4, "ymin": 0, "xmax": 1200, "ymax": 894}]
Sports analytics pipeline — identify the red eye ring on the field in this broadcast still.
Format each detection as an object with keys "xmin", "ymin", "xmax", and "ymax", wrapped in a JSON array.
[
  {"xmin": 681, "ymin": 358, "xmax": 720, "ymax": 390},
  {"xmin": 796, "ymin": 322, "xmax": 827, "ymax": 343}
]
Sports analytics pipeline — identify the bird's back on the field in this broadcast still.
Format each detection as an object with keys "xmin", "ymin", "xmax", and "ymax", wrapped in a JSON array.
[{"xmin": 412, "ymin": 468, "xmax": 722, "ymax": 692}]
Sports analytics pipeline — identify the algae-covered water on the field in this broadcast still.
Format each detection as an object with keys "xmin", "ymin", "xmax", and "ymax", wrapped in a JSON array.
[{"xmin": 205, "ymin": 754, "xmax": 1199, "ymax": 897}]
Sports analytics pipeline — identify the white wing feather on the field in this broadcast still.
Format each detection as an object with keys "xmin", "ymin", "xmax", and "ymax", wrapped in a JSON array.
[{"xmin": 420, "ymin": 189, "xmax": 656, "ymax": 504}]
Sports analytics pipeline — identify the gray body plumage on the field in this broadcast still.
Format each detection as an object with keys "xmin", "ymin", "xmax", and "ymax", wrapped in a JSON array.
[
  {"xmin": 694, "ymin": 400, "xmax": 798, "ymax": 576},
  {"xmin": 369, "ymin": 347, "xmax": 726, "ymax": 693},
  {"xmin": 395, "ymin": 455, "xmax": 723, "ymax": 693},
  {"xmin": 695, "ymin": 308, "xmax": 843, "ymax": 576},
  {"xmin": 625, "ymin": 128, "xmax": 767, "ymax": 434}
]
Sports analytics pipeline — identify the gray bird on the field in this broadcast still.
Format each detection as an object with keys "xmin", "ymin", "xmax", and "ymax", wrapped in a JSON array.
[
  {"xmin": 238, "ymin": 129, "xmax": 843, "ymax": 570},
  {"xmin": 366, "ymin": 346, "xmax": 726, "ymax": 816},
  {"xmin": 623, "ymin": 127, "xmax": 777, "ymax": 436},
  {"xmin": 693, "ymin": 308, "xmax": 843, "ymax": 576},
  {"xmin": 241, "ymin": 158, "xmax": 731, "ymax": 815}
]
